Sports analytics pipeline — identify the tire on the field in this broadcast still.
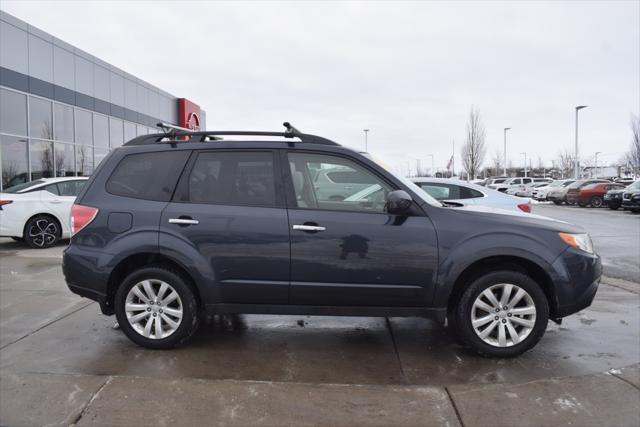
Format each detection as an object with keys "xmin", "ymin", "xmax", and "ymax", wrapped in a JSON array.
[
  {"xmin": 552, "ymin": 200, "xmax": 562, "ymax": 205},
  {"xmin": 577, "ymin": 201, "xmax": 587, "ymax": 207},
  {"xmin": 23, "ymin": 215, "xmax": 61, "ymax": 249},
  {"xmin": 608, "ymin": 202, "xmax": 620, "ymax": 210},
  {"xmin": 566, "ymin": 200, "xmax": 575, "ymax": 206},
  {"xmin": 115, "ymin": 266, "xmax": 200, "ymax": 349},
  {"xmin": 453, "ymin": 270, "xmax": 549, "ymax": 358},
  {"xmin": 590, "ymin": 196, "xmax": 603, "ymax": 208}
]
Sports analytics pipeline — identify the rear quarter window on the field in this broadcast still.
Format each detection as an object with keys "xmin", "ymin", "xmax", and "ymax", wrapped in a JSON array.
[{"xmin": 106, "ymin": 151, "xmax": 190, "ymax": 201}]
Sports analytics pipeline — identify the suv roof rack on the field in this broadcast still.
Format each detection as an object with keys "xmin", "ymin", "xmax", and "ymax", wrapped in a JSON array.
[{"xmin": 124, "ymin": 122, "xmax": 339, "ymax": 146}]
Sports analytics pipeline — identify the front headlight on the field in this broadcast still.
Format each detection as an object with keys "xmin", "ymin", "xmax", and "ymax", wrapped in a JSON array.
[{"xmin": 559, "ymin": 232, "xmax": 595, "ymax": 254}]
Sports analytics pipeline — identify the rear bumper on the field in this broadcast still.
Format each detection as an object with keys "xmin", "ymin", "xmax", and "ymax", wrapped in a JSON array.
[
  {"xmin": 551, "ymin": 248, "xmax": 602, "ymax": 317},
  {"xmin": 63, "ymin": 244, "xmax": 112, "ymax": 313}
]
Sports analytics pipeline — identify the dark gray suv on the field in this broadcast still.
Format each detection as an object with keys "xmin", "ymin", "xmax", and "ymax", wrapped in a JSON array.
[{"xmin": 63, "ymin": 124, "xmax": 601, "ymax": 357}]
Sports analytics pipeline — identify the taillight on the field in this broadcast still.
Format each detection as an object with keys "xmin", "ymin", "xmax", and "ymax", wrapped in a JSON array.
[
  {"xmin": 518, "ymin": 203, "xmax": 531, "ymax": 213},
  {"xmin": 70, "ymin": 204, "xmax": 99, "ymax": 235},
  {"xmin": 0, "ymin": 199, "xmax": 12, "ymax": 207}
]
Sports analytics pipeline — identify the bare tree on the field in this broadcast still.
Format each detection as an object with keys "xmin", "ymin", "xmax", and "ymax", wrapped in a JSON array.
[
  {"xmin": 491, "ymin": 148, "xmax": 503, "ymax": 177},
  {"xmin": 626, "ymin": 114, "xmax": 640, "ymax": 175},
  {"xmin": 556, "ymin": 149, "xmax": 575, "ymax": 179},
  {"xmin": 461, "ymin": 106, "xmax": 487, "ymax": 180}
]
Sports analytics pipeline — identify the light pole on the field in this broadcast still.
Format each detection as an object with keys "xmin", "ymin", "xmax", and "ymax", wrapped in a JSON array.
[
  {"xmin": 594, "ymin": 151, "xmax": 601, "ymax": 178},
  {"xmin": 574, "ymin": 106, "xmax": 587, "ymax": 179},
  {"xmin": 503, "ymin": 127, "xmax": 511, "ymax": 176},
  {"xmin": 521, "ymin": 152, "xmax": 527, "ymax": 177},
  {"xmin": 363, "ymin": 129, "xmax": 370, "ymax": 152},
  {"xmin": 428, "ymin": 154, "xmax": 434, "ymax": 177}
]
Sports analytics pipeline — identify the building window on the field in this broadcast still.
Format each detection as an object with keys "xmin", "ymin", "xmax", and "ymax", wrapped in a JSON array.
[
  {"xmin": 95, "ymin": 147, "xmax": 109, "ymax": 169},
  {"xmin": 54, "ymin": 103, "xmax": 74, "ymax": 142},
  {"xmin": 93, "ymin": 113, "xmax": 109, "ymax": 148},
  {"xmin": 75, "ymin": 108, "xmax": 92, "ymax": 145},
  {"xmin": 109, "ymin": 118, "xmax": 124, "ymax": 148},
  {"xmin": 55, "ymin": 142, "xmax": 75, "ymax": 177},
  {"xmin": 124, "ymin": 121, "xmax": 136, "ymax": 143},
  {"xmin": 136, "ymin": 124, "xmax": 147, "ymax": 136},
  {"xmin": 0, "ymin": 135, "xmax": 29, "ymax": 190},
  {"xmin": 29, "ymin": 96, "xmax": 53, "ymax": 140},
  {"xmin": 0, "ymin": 89, "xmax": 28, "ymax": 136},
  {"xmin": 30, "ymin": 139, "xmax": 55, "ymax": 180},
  {"xmin": 76, "ymin": 144, "xmax": 94, "ymax": 176}
]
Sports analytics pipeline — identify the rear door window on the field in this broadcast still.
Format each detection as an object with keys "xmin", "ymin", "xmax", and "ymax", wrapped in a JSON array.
[
  {"xmin": 57, "ymin": 180, "xmax": 86, "ymax": 196},
  {"xmin": 43, "ymin": 184, "xmax": 60, "ymax": 195},
  {"xmin": 106, "ymin": 151, "xmax": 190, "ymax": 201},
  {"xmin": 186, "ymin": 151, "xmax": 277, "ymax": 207}
]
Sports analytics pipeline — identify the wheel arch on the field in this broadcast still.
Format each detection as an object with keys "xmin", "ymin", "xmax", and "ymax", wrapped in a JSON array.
[
  {"xmin": 104, "ymin": 252, "xmax": 201, "ymax": 315},
  {"xmin": 22, "ymin": 212, "xmax": 64, "ymax": 239},
  {"xmin": 445, "ymin": 255, "xmax": 559, "ymax": 318}
]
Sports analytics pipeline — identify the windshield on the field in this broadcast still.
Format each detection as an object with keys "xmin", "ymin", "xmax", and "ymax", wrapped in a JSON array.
[
  {"xmin": 629, "ymin": 180, "xmax": 640, "ymax": 190},
  {"xmin": 2, "ymin": 180, "xmax": 46, "ymax": 193},
  {"xmin": 365, "ymin": 154, "xmax": 442, "ymax": 206},
  {"xmin": 561, "ymin": 180, "xmax": 575, "ymax": 187}
]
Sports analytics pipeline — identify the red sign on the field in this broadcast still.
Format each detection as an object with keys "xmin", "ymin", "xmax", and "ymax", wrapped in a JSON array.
[{"xmin": 178, "ymin": 98, "xmax": 201, "ymax": 131}]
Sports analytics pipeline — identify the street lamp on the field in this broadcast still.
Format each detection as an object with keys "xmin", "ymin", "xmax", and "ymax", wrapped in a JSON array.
[
  {"xmin": 574, "ymin": 106, "xmax": 587, "ymax": 179},
  {"xmin": 363, "ymin": 129, "xmax": 370, "ymax": 152},
  {"xmin": 595, "ymin": 151, "xmax": 601, "ymax": 178},
  {"xmin": 503, "ymin": 128, "xmax": 511, "ymax": 176},
  {"xmin": 428, "ymin": 154, "xmax": 434, "ymax": 177},
  {"xmin": 521, "ymin": 152, "xmax": 527, "ymax": 177}
]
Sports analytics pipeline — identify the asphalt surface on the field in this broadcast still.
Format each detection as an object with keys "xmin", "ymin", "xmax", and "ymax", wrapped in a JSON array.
[
  {"xmin": 532, "ymin": 203, "xmax": 640, "ymax": 283},
  {"xmin": 0, "ymin": 204, "xmax": 639, "ymax": 426}
]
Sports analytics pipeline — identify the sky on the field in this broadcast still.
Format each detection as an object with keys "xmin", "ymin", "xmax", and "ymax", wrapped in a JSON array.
[{"xmin": 2, "ymin": 0, "xmax": 639, "ymax": 175}]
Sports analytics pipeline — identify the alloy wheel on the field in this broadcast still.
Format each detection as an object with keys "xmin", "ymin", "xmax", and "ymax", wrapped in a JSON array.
[
  {"xmin": 470, "ymin": 283, "xmax": 537, "ymax": 347},
  {"xmin": 28, "ymin": 219, "xmax": 58, "ymax": 247},
  {"xmin": 125, "ymin": 279, "xmax": 183, "ymax": 340}
]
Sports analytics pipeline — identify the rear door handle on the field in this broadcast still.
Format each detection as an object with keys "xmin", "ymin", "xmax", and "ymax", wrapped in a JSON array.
[
  {"xmin": 50, "ymin": 199, "xmax": 62, "ymax": 204},
  {"xmin": 293, "ymin": 224, "xmax": 326, "ymax": 232},
  {"xmin": 169, "ymin": 218, "xmax": 199, "ymax": 225}
]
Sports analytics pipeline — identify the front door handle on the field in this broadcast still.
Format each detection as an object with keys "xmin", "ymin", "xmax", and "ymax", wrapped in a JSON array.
[
  {"xmin": 169, "ymin": 218, "xmax": 199, "ymax": 225},
  {"xmin": 293, "ymin": 224, "xmax": 326, "ymax": 232}
]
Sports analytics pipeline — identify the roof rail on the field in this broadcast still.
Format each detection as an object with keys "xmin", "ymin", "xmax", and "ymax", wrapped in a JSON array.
[{"xmin": 123, "ymin": 122, "xmax": 339, "ymax": 146}]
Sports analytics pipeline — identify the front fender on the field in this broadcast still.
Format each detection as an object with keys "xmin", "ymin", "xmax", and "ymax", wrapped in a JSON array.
[{"xmin": 432, "ymin": 231, "xmax": 563, "ymax": 307}]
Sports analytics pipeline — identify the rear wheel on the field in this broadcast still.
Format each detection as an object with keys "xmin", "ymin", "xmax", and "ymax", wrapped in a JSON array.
[
  {"xmin": 23, "ymin": 215, "xmax": 61, "ymax": 249},
  {"xmin": 578, "ymin": 201, "xmax": 587, "ymax": 207},
  {"xmin": 552, "ymin": 200, "xmax": 562, "ymax": 205},
  {"xmin": 590, "ymin": 196, "xmax": 603, "ymax": 208},
  {"xmin": 115, "ymin": 267, "xmax": 200, "ymax": 349},
  {"xmin": 453, "ymin": 270, "xmax": 549, "ymax": 358}
]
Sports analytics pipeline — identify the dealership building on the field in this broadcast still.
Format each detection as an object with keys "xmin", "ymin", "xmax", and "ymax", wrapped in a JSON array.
[{"xmin": 0, "ymin": 10, "xmax": 205, "ymax": 190}]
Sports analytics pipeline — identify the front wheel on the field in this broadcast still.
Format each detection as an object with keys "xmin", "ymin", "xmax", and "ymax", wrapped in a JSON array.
[
  {"xmin": 453, "ymin": 270, "xmax": 549, "ymax": 358},
  {"xmin": 608, "ymin": 202, "xmax": 620, "ymax": 210},
  {"xmin": 115, "ymin": 267, "xmax": 200, "ymax": 349}
]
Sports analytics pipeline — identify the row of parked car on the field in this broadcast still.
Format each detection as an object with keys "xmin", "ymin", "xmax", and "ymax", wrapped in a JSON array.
[{"xmin": 477, "ymin": 176, "xmax": 640, "ymax": 211}]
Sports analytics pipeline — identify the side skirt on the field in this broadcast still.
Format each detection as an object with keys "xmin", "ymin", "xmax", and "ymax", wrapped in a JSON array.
[{"xmin": 204, "ymin": 303, "xmax": 447, "ymax": 322}]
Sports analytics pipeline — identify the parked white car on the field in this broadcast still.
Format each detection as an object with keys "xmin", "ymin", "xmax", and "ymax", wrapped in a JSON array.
[
  {"xmin": 493, "ymin": 177, "xmax": 553, "ymax": 193},
  {"xmin": 409, "ymin": 178, "xmax": 532, "ymax": 212},
  {"xmin": 532, "ymin": 179, "xmax": 575, "ymax": 201},
  {"xmin": 0, "ymin": 177, "xmax": 88, "ymax": 248}
]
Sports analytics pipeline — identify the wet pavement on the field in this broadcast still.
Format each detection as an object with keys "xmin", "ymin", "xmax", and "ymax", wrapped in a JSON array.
[{"xmin": 0, "ymin": 211, "xmax": 639, "ymax": 426}]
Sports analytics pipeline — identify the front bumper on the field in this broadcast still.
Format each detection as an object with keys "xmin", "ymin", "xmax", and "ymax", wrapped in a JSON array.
[
  {"xmin": 622, "ymin": 198, "xmax": 640, "ymax": 208},
  {"xmin": 551, "ymin": 248, "xmax": 602, "ymax": 317}
]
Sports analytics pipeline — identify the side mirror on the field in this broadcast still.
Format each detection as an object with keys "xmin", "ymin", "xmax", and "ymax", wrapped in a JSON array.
[{"xmin": 386, "ymin": 190, "xmax": 412, "ymax": 215}]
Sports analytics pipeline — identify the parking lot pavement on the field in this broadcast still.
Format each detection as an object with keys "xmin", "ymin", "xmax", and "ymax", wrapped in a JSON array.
[
  {"xmin": 533, "ymin": 204, "xmax": 640, "ymax": 283},
  {"xmin": 1, "ymin": 239, "xmax": 639, "ymax": 426}
]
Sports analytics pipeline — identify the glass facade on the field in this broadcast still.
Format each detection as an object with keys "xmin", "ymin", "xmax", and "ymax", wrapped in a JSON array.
[
  {"xmin": 0, "ymin": 87, "xmax": 159, "ymax": 190},
  {"xmin": 0, "ymin": 11, "xmax": 202, "ymax": 191}
]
